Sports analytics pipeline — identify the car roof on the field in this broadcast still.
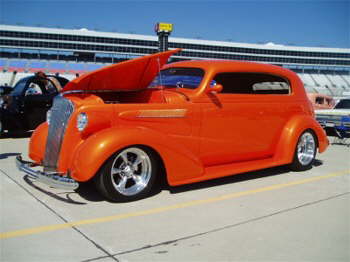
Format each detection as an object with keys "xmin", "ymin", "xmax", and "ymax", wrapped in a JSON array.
[{"xmin": 164, "ymin": 60, "xmax": 297, "ymax": 78}]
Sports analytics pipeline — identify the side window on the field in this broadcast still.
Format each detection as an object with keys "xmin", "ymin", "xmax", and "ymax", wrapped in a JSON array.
[
  {"xmin": 25, "ymin": 83, "xmax": 43, "ymax": 96},
  {"xmin": 315, "ymin": 97, "xmax": 324, "ymax": 105},
  {"xmin": 45, "ymin": 81, "xmax": 58, "ymax": 94},
  {"xmin": 213, "ymin": 73, "xmax": 290, "ymax": 95}
]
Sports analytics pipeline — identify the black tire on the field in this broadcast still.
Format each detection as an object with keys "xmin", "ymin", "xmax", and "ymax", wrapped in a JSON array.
[
  {"xmin": 95, "ymin": 146, "xmax": 158, "ymax": 202},
  {"xmin": 0, "ymin": 119, "xmax": 3, "ymax": 137},
  {"xmin": 289, "ymin": 130, "xmax": 317, "ymax": 171}
]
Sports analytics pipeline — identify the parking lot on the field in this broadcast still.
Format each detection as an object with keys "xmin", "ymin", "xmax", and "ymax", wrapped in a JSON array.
[{"xmin": 0, "ymin": 136, "xmax": 349, "ymax": 262}]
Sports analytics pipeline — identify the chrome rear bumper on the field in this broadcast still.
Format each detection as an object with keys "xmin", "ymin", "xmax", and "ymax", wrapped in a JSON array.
[{"xmin": 16, "ymin": 155, "xmax": 79, "ymax": 190}]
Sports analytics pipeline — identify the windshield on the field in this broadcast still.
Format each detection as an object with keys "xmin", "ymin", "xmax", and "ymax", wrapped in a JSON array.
[
  {"xmin": 334, "ymin": 99, "xmax": 350, "ymax": 109},
  {"xmin": 148, "ymin": 68, "xmax": 204, "ymax": 89},
  {"xmin": 11, "ymin": 78, "xmax": 29, "ymax": 96}
]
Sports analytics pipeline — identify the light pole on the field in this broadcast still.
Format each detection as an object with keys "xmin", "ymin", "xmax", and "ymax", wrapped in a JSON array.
[{"xmin": 154, "ymin": 23, "xmax": 173, "ymax": 52}]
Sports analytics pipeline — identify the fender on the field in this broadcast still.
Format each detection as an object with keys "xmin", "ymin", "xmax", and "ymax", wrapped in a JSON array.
[
  {"xmin": 273, "ymin": 114, "xmax": 329, "ymax": 164},
  {"xmin": 28, "ymin": 123, "xmax": 48, "ymax": 163},
  {"xmin": 70, "ymin": 126, "xmax": 204, "ymax": 184}
]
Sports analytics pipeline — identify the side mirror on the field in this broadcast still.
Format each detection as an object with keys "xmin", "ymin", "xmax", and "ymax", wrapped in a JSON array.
[{"xmin": 206, "ymin": 84, "xmax": 223, "ymax": 94}]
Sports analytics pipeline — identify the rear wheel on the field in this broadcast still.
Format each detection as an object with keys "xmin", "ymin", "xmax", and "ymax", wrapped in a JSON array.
[
  {"xmin": 290, "ymin": 130, "xmax": 317, "ymax": 171},
  {"xmin": 95, "ymin": 146, "xmax": 158, "ymax": 202}
]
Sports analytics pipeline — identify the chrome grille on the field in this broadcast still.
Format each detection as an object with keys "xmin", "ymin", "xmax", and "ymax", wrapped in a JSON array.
[{"xmin": 43, "ymin": 96, "xmax": 74, "ymax": 171}]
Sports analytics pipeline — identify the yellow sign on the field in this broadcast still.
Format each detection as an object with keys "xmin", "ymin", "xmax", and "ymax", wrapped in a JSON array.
[{"xmin": 155, "ymin": 23, "xmax": 173, "ymax": 33}]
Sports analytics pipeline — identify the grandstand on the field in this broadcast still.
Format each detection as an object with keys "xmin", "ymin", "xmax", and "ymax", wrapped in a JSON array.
[{"xmin": 0, "ymin": 24, "xmax": 349, "ymax": 97}]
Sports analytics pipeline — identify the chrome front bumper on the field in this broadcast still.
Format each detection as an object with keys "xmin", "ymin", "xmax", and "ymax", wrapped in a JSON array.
[{"xmin": 16, "ymin": 155, "xmax": 79, "ymax": 190}]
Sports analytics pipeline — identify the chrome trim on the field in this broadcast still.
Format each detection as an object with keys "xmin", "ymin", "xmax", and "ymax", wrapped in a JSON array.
[
  {"xmin": 43, "ymin": 96, "xmax": 74, "ymax": 171},
  {"xmin": 16, "ymin": 155, "xmax": 79, "ymax": 190},
  {"xmin": 137, "ymin": 109, "xmax": 187, "ymax": 118}
]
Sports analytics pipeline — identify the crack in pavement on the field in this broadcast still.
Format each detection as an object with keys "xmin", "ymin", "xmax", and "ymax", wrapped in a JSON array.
[
  {"xmin": 106, "ymin": 192, "xmax": 349, "ymax": 260},
  {"xmin": 2, "ymin": 165, "xmax": 349, "ymax": 262},
  {"xmin": 0, "ymin": 168, "xmax": 120, "ymax": 262}
]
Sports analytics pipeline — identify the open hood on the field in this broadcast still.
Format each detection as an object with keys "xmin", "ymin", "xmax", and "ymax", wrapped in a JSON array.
[{"xmin": 63, "ymin": 49, "xmax": 180, "ymax": 92}]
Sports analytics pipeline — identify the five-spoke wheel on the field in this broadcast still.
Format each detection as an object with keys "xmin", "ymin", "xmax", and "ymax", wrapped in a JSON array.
[
  {"xmin": 290, "ymin": 130, "xmax": 317, "ymax": 171},
  {"xmin": 95, "ymin": 146, "xmax": 158, "ymax": 202}
]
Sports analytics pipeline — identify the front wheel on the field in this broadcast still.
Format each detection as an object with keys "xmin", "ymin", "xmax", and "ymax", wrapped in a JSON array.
[
  {"xmin": 289, "ymin": 130, "xmax": 317, "ymax": 171},
  {"xmin": 95, "ymin": 146, "xmax": 158, "ymax": 202},
  {"xmin": 0, "ymin": 119, "xmax": 3, "ymax": 137}
]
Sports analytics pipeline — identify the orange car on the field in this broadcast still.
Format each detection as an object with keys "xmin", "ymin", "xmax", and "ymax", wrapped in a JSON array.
[{"xmin": 16, "ymin": 49, "xmax": 329, "ymax": 202}]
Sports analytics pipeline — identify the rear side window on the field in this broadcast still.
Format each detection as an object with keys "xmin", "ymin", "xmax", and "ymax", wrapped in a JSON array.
[
  {"xmin": 315, "ymin": 97, "xmax": 324, "ymax": 104},
  {"xmin": 214, "ymin": 73, "xmax": 290, "ymax": 95}
]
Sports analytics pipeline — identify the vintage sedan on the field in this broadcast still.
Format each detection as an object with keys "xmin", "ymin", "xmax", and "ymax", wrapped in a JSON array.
[
  {"xmin": 0, "ymin": 74, "xmax": 69, "ymax": 135},
  {"xmin": 16, "ymin": 50, "xmax": 329, "ymax": 202},
  {"xmin": 315, "ymin": 98, "xmax": 350, "ymax": 138},
  {"xmin": 0, "ymin": 85, "xmax": 13, "ymax": 95}
]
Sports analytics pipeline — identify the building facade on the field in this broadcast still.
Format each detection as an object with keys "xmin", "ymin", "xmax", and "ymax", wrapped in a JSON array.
[{"xmin": 0, "ymin": 24, "xmax": 349, "ymax": 70}]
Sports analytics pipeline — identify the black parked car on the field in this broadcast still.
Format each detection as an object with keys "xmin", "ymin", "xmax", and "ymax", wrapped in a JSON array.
[
  {"xmin": 0, "ymin": 74, "xmax": 69, "ymax": 136},
  {"xmin": 0, "ymin": 85, "xmax": 13, "ymax": 95}
]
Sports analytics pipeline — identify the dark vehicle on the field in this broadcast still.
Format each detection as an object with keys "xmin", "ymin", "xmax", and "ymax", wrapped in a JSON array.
[
  {"xmin": 0, "ymin": 74, "xmax": 69, "ymax": 135},
  {"xmin": 0, "ymin": 85, "xmax": 13, "ymax": 95}
]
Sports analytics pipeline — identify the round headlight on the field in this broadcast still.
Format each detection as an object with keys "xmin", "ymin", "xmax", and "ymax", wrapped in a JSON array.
[
  {"xmin": 77, "ymin": 112, "xmax": 88, "ymax": 131},
  {"xmin": 46, "ymin": 110, "xmax": 51, "ymax": 125}
]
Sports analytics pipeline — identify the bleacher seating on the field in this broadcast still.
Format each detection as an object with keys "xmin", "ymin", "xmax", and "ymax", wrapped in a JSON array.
[
  {"xmin": 313, "ymin": 86, "xmax": 333, "ymax": 96},
  {"xmin": 316, "ymin": 74, "xmax": 334, "ymax": 87},
  {"xmin": 339, "ymin": 74, "xmax": 350, "ymax": 87},
  {"xmin": 86, "ymin": 63, "xmax": 104, "ymax": 71},
  {"xmin": 49, "ymin": 61, "xmax": 67, "ymax": 74},
  {"xmin": 7, "ymin": 60, "xmax": 27, "ymax": 72},
  {"xmin": 331, "ymin": 74, "xmax": 348, "ymax": 88},
  {"xmin": 298, "ymin": 73, "xmax": 315, "ymax": 87},
  {"xmin": 295, "ymin": 72, "xmax": 350, "ymax": 97},
  {"xmin": 28, "ymin": 60, "xmax": 48, "ymax": 73},
  {"xmin": 303, "ymin": 85, "xmax": 319, "ymax": 94},
  {"xmin": 0, "ymin": 59, "xmax": 7, "ymax": 71},
  {"xmin": 67, "ymin": 62, "xmax": 86, "ymax": 74},
  {"xmin": 1, "ymin": 58, "xmax": 349, "ymax": 98}
]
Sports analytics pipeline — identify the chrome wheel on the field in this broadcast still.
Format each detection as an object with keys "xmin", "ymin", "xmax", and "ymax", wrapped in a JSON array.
[
  {"xmin": 290, "ymin": 130, "xmax": 317, "ymax": 171},
  {"xmin": 110, "ymin": 147, "xmax": 152, "ymax": 196},
  {"xmin": 297, "ymin": 132, "xmax": 316, "ymax": 166}
]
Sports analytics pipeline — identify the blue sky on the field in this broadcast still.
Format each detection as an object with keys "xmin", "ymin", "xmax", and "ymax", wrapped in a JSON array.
[{"xmin": 0, "ymin": 0, "xmax": 349, "ymax": 48}]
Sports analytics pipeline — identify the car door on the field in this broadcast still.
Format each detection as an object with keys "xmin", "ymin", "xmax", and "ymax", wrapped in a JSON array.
[
  {"xmin": 199, "ymin": 72, "xmax": 291, "ymax": 167},
  {"xmin": 23, "ymin": 80, "xmax": 58, "ymax": 130}
]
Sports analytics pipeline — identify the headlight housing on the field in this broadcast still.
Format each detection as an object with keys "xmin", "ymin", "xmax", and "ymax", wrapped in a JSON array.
[
  {"xmin": 46, "ymin": 110, "xmax": 51, "ymax": 125},
  {"xmin": 77, "ymin": 112, "xmax": 88, "ymax": 131}
]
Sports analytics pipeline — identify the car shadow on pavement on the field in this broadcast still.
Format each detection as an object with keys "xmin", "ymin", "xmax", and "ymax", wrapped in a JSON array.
[
  {"xmin": 74, "ymin": 180, "xmax": 106, "ymax": 202},
  {"xmin": 13, "ymin": 154, "xmax": 323, "ymax": 204},
  {"xmin": 76, "ymin": 179, "xmax": 163, "ymax": 203},
  {"xmin": 0, "ymin": 131, "xmax": 32, "ymax": 139},
  {"xmin": 167, "ymin": 160, "xmax": 323, "ymax": 195},
  {"xmin": 23, "ymin": 176, "xmax": 88, "ymax": 205},
  {"xmin": 0, "ymin": 152, "xmax": 20, "ymax": 159}
]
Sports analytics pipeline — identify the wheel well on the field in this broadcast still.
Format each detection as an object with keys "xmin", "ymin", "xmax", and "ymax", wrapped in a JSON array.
[
  {"xmin": 137, "ymin": 145, "xmax": 168, "ymax": 187},
  {"xmin": 104, "ymin": 144, "xmax": 168, "ymax": 187}
]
